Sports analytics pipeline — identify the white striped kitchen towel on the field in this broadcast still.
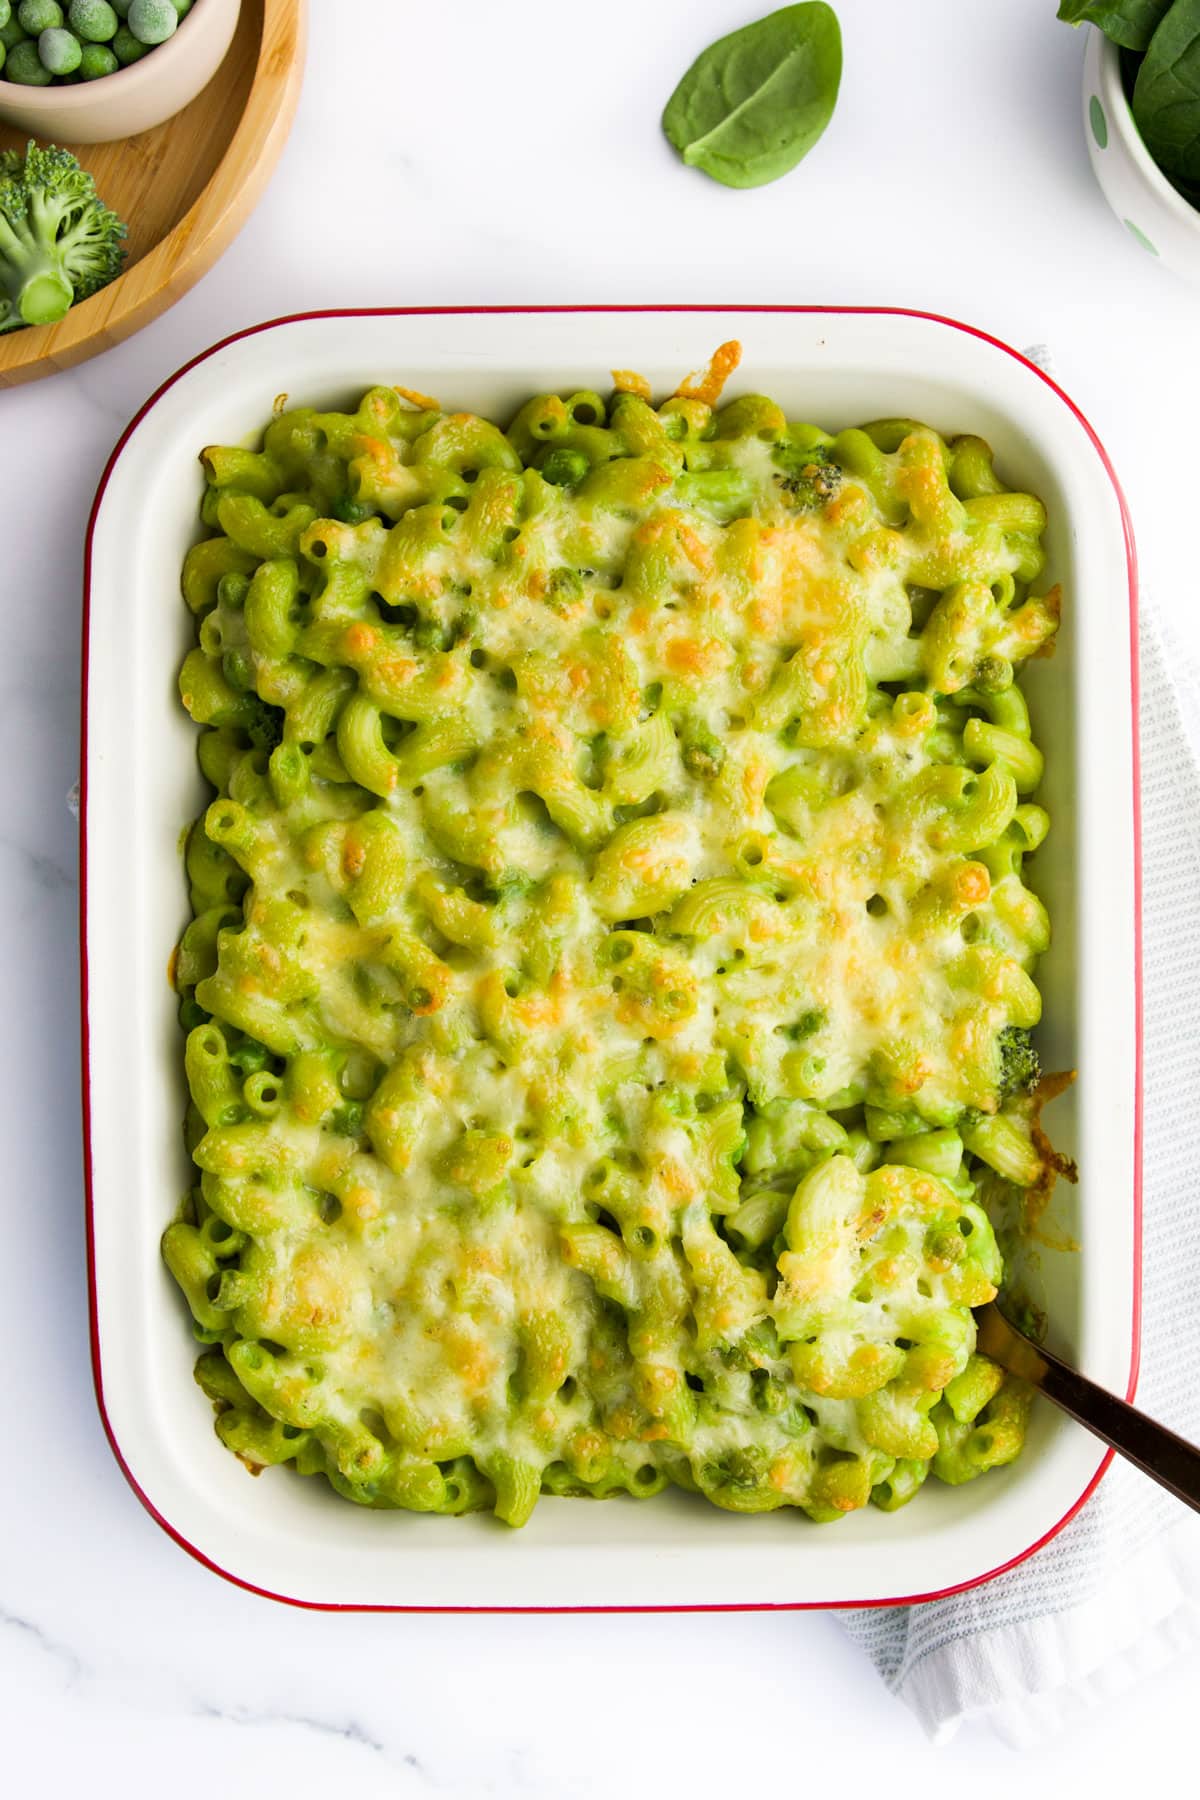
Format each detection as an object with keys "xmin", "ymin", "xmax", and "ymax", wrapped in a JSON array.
[{"xmin": 838, "ymin": 576, "xmax": 1200, "ymax": 1746}]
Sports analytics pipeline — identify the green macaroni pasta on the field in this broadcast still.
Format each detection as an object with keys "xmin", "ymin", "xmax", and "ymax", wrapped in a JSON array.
[{"xmin": 166, "ymin": 363, "xmax": 1064, "ymax": 1526}]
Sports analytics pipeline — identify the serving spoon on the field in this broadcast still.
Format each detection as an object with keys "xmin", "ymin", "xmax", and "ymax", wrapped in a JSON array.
[{"xmin": 976, "ymin": 1303, "xmax": 1200, "ymax": 1512}]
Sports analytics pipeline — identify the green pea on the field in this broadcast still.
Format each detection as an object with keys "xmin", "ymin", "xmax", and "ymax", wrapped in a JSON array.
[
  {"xmin": 540, "ymin": 448, "xmax": 591, "ymax": 487},
  {"xmin": 38, "ymin": 23, "xmax": 81, "ymax": 68},
  {"xmin": 127, "ymin": 0, "xmax": 175, "ymax": 42},
  {"xmin": 0, "ymin": 14, "xmax": 27, "ymax": 46},
  {"xmin": 5, "ymin": 33, "xmax": 50, "ymax": 76},
  {"xmin": 17, "ymin": 0, "xmax": 62, "ymax": 31},
  {"xmin": 68, "ymin": 0, "xmax": 119, "ymax": 40},
  {"xmin": 0, "ymin": 1, "xmax": 11, "ymax": 30},
  {"xmin": 111, "ymin": 18, "xmax": 143, "ymax": 57},
  {"xmin": 221, "ymin": 648, "xmax": 255, "ymax": 693},
  {"xmin": 78, "ymin": 37, "xmax": 115, "ymax": 73}
]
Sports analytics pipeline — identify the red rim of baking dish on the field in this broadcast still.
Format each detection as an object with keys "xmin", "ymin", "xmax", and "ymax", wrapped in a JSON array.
[{"xmin": 79, "ymin": 304, "xmax": 1143, "ymax": 1612}]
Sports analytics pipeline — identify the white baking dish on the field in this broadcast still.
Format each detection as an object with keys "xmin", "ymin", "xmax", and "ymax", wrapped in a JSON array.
[{"xmin": 82, "ymin": 307, "xmax": 1141, "ymax": 1610}]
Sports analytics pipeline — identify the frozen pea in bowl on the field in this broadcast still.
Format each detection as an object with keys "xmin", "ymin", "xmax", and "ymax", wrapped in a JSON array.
[{"xmin": 0, "ymin": 0, "xmax": 240, "ymax": 142}]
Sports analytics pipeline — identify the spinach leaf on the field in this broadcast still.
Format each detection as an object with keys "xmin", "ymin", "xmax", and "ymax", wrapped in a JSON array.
[
  {"xmin": 662, "ymin": 3, "xmax": 842, "ymax": 190},
  {"xmin": 1057, "ymin": 1, "xmax": 1172, "ymax": 52},
  {"xmin": 1133, "ymin": 0, "xmax": 1200, "ymax": 183}
]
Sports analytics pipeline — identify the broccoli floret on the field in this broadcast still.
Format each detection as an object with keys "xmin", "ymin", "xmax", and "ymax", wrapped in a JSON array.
[
  {"xmin": 0, "ymin": 140, "xmax": 126, "ymax": 333},
  {"xmin": 544, "ymin": 566, "xmax": 585, "ymax": 610},
  {"xmin": 330, "ymin": 493, "xmax": 374, "ymax": 525},
  {"xmin": 973, "ymin": 653, "xmax": 1013, "ymax": 693},
  {"xmin": 225, "ymin": 1033, "xmax": 274, "ymax": 1076},
  {"xmin": 785, "ymin": 1007, "xmax": 826, "ymax": 1042},
  {"xmin": 242, "ymin": 695, "xmax": 284, "ymax": 751},
  {"xmin": 681, "ymin": 716, "xmax": 726, "ymax": 778},
  {"xmin": 772, "ymin": 441, "xmax": 843, "ymax": 511},
  {"xmin": 486, "ymin": 869, "xmax": 535, "ymax": 905},
  {"xmin": 720, "ymin": 1318, "xmax": 781, "ymax": 1371},
  {"xmin": 328, "ymin": 1101, "xmax": 364, "ymax": 1139},
  {"xmin": 997, "ymin": 1025, "xmax": 1040, "ymax": 1099}
]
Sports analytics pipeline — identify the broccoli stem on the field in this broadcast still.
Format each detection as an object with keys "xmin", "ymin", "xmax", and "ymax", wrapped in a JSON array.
[
  {"xmin": 0, "ymin": 205, "xmax": 73, "ymax": 326},
  {"xmin": 0, "ymin": 206, "xmax": 76, "ymax": 329},
  {"xmin": 21, "ymin": 270, "xmax": 74, "ymax": 324}
]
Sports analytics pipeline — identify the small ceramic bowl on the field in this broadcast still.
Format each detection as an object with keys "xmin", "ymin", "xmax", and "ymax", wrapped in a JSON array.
[
  {"xmin": 0, "ymin": 0, "xmax": 240, "ymax": 144},
  {"xmin": 1083, "ymin": 24, "xmax": 1200, "ymax": 282}
]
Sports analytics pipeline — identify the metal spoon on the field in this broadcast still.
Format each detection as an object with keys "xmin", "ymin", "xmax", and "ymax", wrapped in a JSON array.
[{"xmin": 976, "ymin": 1302, "xmax": 1200, "ymax": 1513}]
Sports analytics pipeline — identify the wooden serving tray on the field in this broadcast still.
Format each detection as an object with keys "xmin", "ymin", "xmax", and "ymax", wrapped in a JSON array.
[{"xmin": 0, "ymin": 0, "xmax": 305, "ymax": 388}]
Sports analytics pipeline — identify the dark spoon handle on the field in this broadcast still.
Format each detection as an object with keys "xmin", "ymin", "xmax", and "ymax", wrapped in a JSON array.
[{"xmin": 980, "ymin": 1314, "xmax": 1200, "ymax": 1514}]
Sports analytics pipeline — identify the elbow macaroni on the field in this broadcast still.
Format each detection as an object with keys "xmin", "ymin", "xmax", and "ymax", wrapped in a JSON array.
[{"xmin": 166, "ymin": 372, "xmax": 1061, "ymax": 1525}]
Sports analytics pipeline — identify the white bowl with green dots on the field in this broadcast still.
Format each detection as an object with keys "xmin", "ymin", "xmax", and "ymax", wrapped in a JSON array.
[
  {"xmin": 0, "ymin": 0, "xmax": 239, "ymax": 144},
  {"xmin": 82, "ymin": 308, "xmax": 1141, "ymax": 1610},
  {"xmin": 1083, "ymin": 24, "xmax": 1200, "ymax": 281}
]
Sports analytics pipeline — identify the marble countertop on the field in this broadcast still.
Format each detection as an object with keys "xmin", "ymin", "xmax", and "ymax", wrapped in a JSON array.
[{"xmin": 4, "ymin": 0, "xmax": 1198, "ymax": 1786}]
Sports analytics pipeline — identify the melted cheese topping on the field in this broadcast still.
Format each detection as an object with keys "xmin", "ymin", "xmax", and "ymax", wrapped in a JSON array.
[{"xmin": 169, "ymin": 383, "xmax": 1057, "ymax": 1523}]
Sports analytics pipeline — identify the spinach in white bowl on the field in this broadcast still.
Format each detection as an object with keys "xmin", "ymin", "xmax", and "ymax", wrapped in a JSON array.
[
  {"xmin": 1062, "ymin": 1, "xmax": 1200, "ymax": 204},
  {"xmin": 1065, "ymin": 2, "xmax": 1200, "ymax": 278}
]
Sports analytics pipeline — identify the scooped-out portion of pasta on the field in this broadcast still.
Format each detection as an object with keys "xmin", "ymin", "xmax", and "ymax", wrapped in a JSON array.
[{"xmin": 166, "ymin": 362, "xmax": 1063, "ymax": 1525}]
